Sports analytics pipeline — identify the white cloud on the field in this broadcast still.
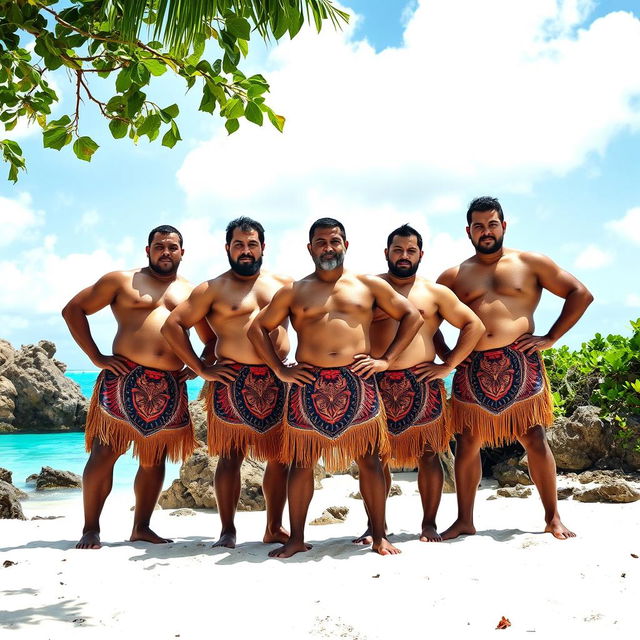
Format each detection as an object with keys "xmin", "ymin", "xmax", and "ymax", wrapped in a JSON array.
[
  {"xmin": 626, "ymin": 293, "xmax": 640, "ymax": 307},
  {"xmin": 77, "ymin": 209, "xmax": 100, "ymax": 231},
  {"xmin": 0, "ymin": 192, "xmax": 44, "ymax": 246},
  {"xmin": 606, "ymin": 207, "xmax": 640, "ymax": 245},
  {"xmin": 574, "ymin": 244, "xmax": 613, "ymax": 269},
  {"xmin": 177, "ymin": 0, "xmax": 640, "ymax": 222}
]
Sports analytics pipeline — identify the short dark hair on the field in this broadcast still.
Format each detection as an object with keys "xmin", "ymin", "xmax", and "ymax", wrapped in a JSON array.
[
  {"xmin": 225, "ymin": 217, "xmax": 265, "ymax": 244},
  {"xmin": 148, "ymin": 225, "xmax": 183, "ymax": 247},
  {"xmin": 466, "ymin": 196, "xmax": 504, "ymax": 225},
  {"xmin": 386, "ymin": 224, "xmax": 423, "ymax": 250},
  {"xmin": 308, "ymin": 218, "xmax": 347, "ymax": 243}
]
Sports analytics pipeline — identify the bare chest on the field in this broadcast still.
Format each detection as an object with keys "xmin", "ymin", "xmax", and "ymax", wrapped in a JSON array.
[
  {"xmin": 456, "ymin": 263, "xmax": 538, "ymax": 305},
  {"xmin": 294, "ymin": 282, "xmax": 373, "ymax": 322}
]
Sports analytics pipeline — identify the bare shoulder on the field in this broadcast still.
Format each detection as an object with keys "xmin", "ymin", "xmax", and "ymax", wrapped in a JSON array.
[
  {"xmin": 261, "ymin": 270, "xmax": 294, "ymax": 287},
  {"xmin": 516, "ymin": 249, "xmax": 560, "ymax": 274},
  {"xmin": 357, "ymin": 273, "xmax": 389, "ymax": 288},
  {"xmin": 436, "ymin": 264, "xmax": 460, "ymax": 286}
]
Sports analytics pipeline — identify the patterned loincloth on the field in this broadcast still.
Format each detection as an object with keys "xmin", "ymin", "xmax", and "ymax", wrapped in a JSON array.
[
  {"xmin": 377, "ymin": 367, "xmax": 450, "ymax": 467},
  {"xmin": 85, "ymin": 359, "xmax": 196, "ymax": 466},
  {"xmin": 451, "ymin": 343, "xmax": 554, "ymax": 446},
  {"xmin": 284, "ymin": 366, "xmax": 389, "ymax": 472},
  {"xmin": 204, "ymin": 362, "xmax": 286, "ymax": 461}
]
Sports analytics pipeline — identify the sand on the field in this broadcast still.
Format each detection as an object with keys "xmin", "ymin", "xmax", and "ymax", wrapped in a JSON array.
[{"xmin": 1, "ymin": 472, "xmax": 639, "ymax": 639}]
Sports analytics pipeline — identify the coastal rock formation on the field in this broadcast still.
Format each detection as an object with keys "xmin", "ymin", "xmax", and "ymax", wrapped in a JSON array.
[
  {"xmin": 492, "ymin": 458, "xmax": 533, "ymax": 487},
  {"xmin": 158, "ymin": 447, "xmax": 266, "ymax": 511},
  {"xmin": 310, "ymin": 505, "xmax": 349, "ymax": 525},
  {"xmin": 34, "ymin": 466, "xmax": 82, "ymax": 490},
  {"xmin": 0, "ymin": 480, "xmax": 26, "ymax": 520},
  {"xmin": 189, "ymin": 398, "xmax": 207, "ymax": 444},
  {"xmin": 0, "ymin": 339, "xmax": 87, "ymax": 432},
  {"xmin": 573, "ymin": 481, "xmax": 640, "ymax": 503},
  {"xmin": 0, "ymin": 375, "xmax": 17, "ymax": 433},
  {"xmin": 0, "ymin": 467, "xmax": 12, "ymax": 483},
  {"xmin": 496, "ymin": 484, "xmax": 533, "ymax": 498}
]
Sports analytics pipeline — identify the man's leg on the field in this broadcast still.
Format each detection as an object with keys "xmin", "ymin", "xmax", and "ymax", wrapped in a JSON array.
[
  {"xmin": 518, "ymin": 425, "xmax": 575, "ymax": 540},
  {"xmin": 130, "ymin": 455, "xmax": 172, "ymax": 544},
  {"xmin": 418, "ymin": 449, "xmax": 443, "ymax": 542},
  {"xmin": 353, "ymin": 461, "xmax": 391, "ymax": 545},
  {"xmin": 269, "ymin": 465, "xmax": 314, "ymax": 558},
  {"xmin": 441, "ymin": 430, "xmax": 483, "ymax": 540},
  {"xmin": 76, "ymin": 438, "xmax": 121, "ymax": 549},
  {"xmin": 262, "ymin": 461, "xmax": 290, "ymax": 544},
  {"xmin": 356, "ymin": 452, "xmax": 400, "ymax": 555},
  {"xmin": 212, "ymin": 450, "xmax": 244, "ymax": 548}
]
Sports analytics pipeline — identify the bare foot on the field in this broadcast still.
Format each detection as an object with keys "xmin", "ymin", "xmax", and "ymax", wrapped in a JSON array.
[
  {"xmin": 76, "ymin": 530, "xmax": 101, "ymax": 549},
  {"xmin": 419, "ymin": 524, "xmax": 442, "ymax": 542},
  {"xmin": 268, "ymin": 540, "xmax": 312, "ymax": 558},
  {"xmin": 372, "ymin": 538, "xmax": 401, "ymax": 555},
  {"xmin": 545, "ymin": 518, "xmax": 575, "ymax": 540},
  {"xmin": 212, "ymin": 531, "xmax": 237, "ymax": 548},
  {"xmin": 352, "ymin": 528, "xmax": 373, "ymax": 545},
  {"xmin": 440, "ymin": 519, "xmax": 476, "ymax": 541},
  {"xmin": 263, "ymin": 525, "xmax": 290, "ymax": 544},
  {"xmin": 130, "ymin": 525, "xmax": 173, "ymax": 544}
]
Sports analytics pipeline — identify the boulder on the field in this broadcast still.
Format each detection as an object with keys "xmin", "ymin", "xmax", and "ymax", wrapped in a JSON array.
[
  {"xmin": 547, "ymin": 406, "xmax": 609, "ymax": 471},
  {"xmin": 0, "ymin": 340, "xmax": 87, "ymax": 432},
  {"xmin": 310, "ymin": 505, "xmax": 349, "ymax": 525},
  {"xmin": 0, "ymin": 376, "xmax": 17, "ymax": 427},
  {"xmin": 0, "ymin": 480, "xmax": 26, "ymax": 520},
  {"xmin": 496, "ymin": 484, "xmax": 532, "ymax": 498},
  {"xmin": 389, "ymin": 483, "xmax": 402, "ymax": 497},
  {"xmin": 0, "ymin": 467, "xmax": 12, "ymax": 483},
  {"xmin": 573, "ymin": 481, "xmax": 640, "ymax": 503},
  {"xmin": 158, "ymin": 447, "xmax": 266, "ymax": 511},
  {"xmin": 189, "ymin": 398, "xmax": 207, "ymax": 444},
  {"xmin": 492, "ymin": 458, "xmax": 533, "ymax": 487},
  {"xmin": 35, "ymin": 466, "xmax": 82, "ymax": 490},
  {"xmin": 169, "ymin": 508, "xmax": 197, "ymax": 517},
  {"xmin": 441, "ymin": 449, "xmax": 456, "ymax": 493},
  {"xmin": 314, "ymin": 463, "xmax": 327, "ymax": 490}
]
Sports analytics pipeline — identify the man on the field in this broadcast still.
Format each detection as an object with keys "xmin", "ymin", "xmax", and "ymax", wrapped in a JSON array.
[
  {"xmin": 62, "ymin": 225, "xmax": 214, "ymax": 549},
  {"xmin": 436, "ymin": 197, "xmax": 593, "ymax": 540},
  {"xmin": 249, "ymin": 218, "xmax": 422, "ymax": 558},
  {"xmin": 161, "ymin": 217, "xmax": 292, "ymax": 548},
  {"xmin": 354, "ymin": 224, "xmax": 483, "ymax": 544}
]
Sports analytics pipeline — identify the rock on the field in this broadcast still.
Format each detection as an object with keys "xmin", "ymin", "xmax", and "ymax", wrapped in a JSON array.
[
  {"xmin": 189, "ymin": 398, "xmax": 207, "ymax": 444},
  {"xmin": 547, "ymin": 406, "xmax": 609, "ymax": 471},
  {"xmin": 0, "ymin": 480, "xmax": 26, "ymax": 519},
  {"xmin": 314, "ymin": 463, "xmax": 327, "ymax": 490},
  {"xmin": 577, "ymin": 470, "xmax": 623, "ymax": 484},
  {"xmin": 348, "ymin": 462, "xmax": 359, "ymax": 479},
  {"xmin": 129, "ymin": 503, "xmax": 161, "ymax": 511},
  {"xmin": 573, "ymin": 481, "xmax": 640, "ymax": 503},
  {"xmin": 158, "ymin": 447, "xmax": 266, "ymax": 510},
  {"xmin": 310, "ymin": 506, "xmax": 349, "ymax": 525},
  {"xmin": 557, "ymin": 487, "xmax": 575, "ymax": 500},
  {"xmin": 492, "ymin": 459, "xmax": 533, "ymax": 487},
  {"xmin": 169, "ymin": 508, "xmax": 197, "ymax": 517},
  {"xmin": 441, "ymin": 448, "xmax": 456, "ymax": 493},
  {"xmin": 31, "ymin": 515, "xmax": 64, "ymax": 520},
  {"xmin": 349, "ymin": 490, "xmax": 362, "ymax": 500},
  {"xmin": 35, "ymin": 466, "xmax": 82, "ymax": 490},
  {"xmin": 0, "ymin": 467, "xmax": 12, "ymax": 483},
  {"xmin": 389, "ymin": 483, "xmax": 402, "ymax": 497},
  {"xmin": 0, "ymin": 376, "xmax": 17, "ymax": 425},
  {"xmin": 496, "ymin": 484, "xmax": 532, "ymax": 498},
  {"xmin": 25, "ymin": 474, "xmax": 38, "ymax": 484},
  {"xmin": 0, "ymin": 340, "xmax": 88, "ymax": 432}
]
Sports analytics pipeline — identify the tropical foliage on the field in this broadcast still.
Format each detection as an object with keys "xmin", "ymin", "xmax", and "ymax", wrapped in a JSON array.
[
  {"xmin": 0, "ymin": 0, "xmax": 348, "ymax": 181},
  {"xmin": 544, "ymin": 318, "xmax": 640, "ymax": 449}
]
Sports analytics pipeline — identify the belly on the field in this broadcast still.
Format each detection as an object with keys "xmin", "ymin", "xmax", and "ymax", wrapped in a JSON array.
[
  {"xmin": 470, "ymin": 298, "xmax": 535, "ymax": 350},
  {"xmin": 216, "ymin": 326, "xmax": 290, "ymax": 364},
  {"xmin": 370, "ymin": 318, "xmax": 436, "ymax": 368},
  {"xmin": 294, "ymin": 318, "xmax": 368, "ymax": 367}
]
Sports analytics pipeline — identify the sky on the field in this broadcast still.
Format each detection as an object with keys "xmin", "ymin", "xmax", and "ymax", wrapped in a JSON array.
[{"xmin": 1, "ymin": 0, "xmax": 639, "ymax": 370}]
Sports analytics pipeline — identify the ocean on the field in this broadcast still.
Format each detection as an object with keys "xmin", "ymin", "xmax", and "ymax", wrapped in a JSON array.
[{"xmin": 0, "ymin": 371, "xmax": 204, "ymax": 503}]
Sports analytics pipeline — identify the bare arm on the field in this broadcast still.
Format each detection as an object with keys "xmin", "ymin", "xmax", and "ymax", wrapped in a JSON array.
[
  {"xmin": 161, "ymin": 282, "xmax": 236, "ymax": 383},
  {"xmin": 248, "ymin": 285, "xmax": 314, "ymax": 384},
  {"xmin": 352, "ymin": 276, "xmax": 423, "ymax": 378},
  {"xmin": 61, "ymin": 272, "xmax": 129, "ymax": 375},
  {"xmin": 414, "ymin": 286, "xmax": 484, "ymax": 382},
  {"xmin": 515, "ymin": 253, "xmax": 594, "ymax": 354}
]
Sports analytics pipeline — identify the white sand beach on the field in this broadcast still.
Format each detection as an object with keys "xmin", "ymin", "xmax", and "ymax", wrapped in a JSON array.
[{"xmin": 2, "ymin": 472, "xmax": 639, "ymax": 639}]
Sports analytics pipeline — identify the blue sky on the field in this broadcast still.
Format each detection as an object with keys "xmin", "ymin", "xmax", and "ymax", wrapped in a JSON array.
[{"xmin": 1, "ymin": 0, "xmax": 639, "ymax": 369}]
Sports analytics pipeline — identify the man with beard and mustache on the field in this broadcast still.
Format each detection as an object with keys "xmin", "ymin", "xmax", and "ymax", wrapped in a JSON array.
[
  {"xmin": 62, "ymin": 226, "xmax": 214, "ymax": 549},
  {"xmin": 248, "ymin": 218, "xmax": 422, "ymax": 558},
  {"xmin": 436, "ymin": 197, "xmax": 593, "ymax": 541},
  {"xmin": 353, "ymin": 224, "xmax": 483, "ymax": 545},
  {"xmin": 161, "ymin": 217, "xmax": 292, "ymax": 548}
]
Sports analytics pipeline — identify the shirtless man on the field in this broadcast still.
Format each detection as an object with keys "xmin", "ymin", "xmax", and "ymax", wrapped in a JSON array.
[
  {"xmin": 249, "ymin": 218, "xmax": 422, "ymax": 558},
  {"xmin": 62, "ymin": 225, "xmax": 214, "ymax": 549},
  {"xmin": 161, "ymin": 217, "xmax": 292, "ymax": 548},
  {"xmin": 436, "ymin": 197, "xmax": 593, "ymax": 540},
  {"xmin": 355, "ymin": 224, "xmax": 483, "ymax": 544}
]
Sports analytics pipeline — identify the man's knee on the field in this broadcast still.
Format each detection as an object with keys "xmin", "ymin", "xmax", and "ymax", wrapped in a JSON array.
[
  {"xmin": 454, "ymin": 431, "xmax": 482, "ymax": 456},
  {"xmin": 218, "ymin": 452, "xmax": 244, "ymax": 472},
  {"xmin": 356, "ymin": 452, "xmax": 381, "ymax": 474},
  {"xmin": 519, "ymin": 425, "xmax": 548, "ymax": 453},
  {"xmin": 88, "ymin": 439, "xmax": 120, "ymax": 464}
]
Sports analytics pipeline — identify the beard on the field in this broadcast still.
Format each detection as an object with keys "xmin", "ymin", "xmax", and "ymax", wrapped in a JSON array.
[
  {"xmin": 473, "ymin": 235, "xmax": 504, "ymax": 255},
  {"xmin": 148, "ymin": 257, "xmax": 179, "ymax": 275},
  {"xmin": 228, "ymin": 253, "xmax": 262, "ymax": 276},
  {"xmin": 387, "ymin": 258, "xmax": 420, "ymax": 278},
  {"xmin": 313, "ymin": 251, "xmax": 345, "ymax": 271}
]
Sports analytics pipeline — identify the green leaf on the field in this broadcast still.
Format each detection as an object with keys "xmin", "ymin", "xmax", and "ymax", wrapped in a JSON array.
[
  {"xmin": 237, "ymin": 38, "xmax": 249, "ymax": 58},
  {"xmin": 115, "ymin": 67, "xmax": 132, "ymax": 93},
  {"xmin": 266, "ymin": 109, "xmax": 285, "ymax": 132},
  {"xmin": 226, "ymin": 16, "xmax": 251, "ymax": 40},
  {"xmin": 245, "ymin": 101, "xmax": 263, "ymax": 126},
  {"xmin": 225, "ymin": 118, "xmax": 239, "ymax": 135},
  {"xmin": 137, "ymin": 114, "xmax": 161, "ymax": 138},
  {"xmin": 131, "ymin": 63, "xmax": 151, "ymax": 86},
  {"xmin": 160, "ymin": 104, "xmax": 179, "ymax": 119},
  {"xmin": 161, "ymin": 129, "xmax": 178, "ymax": 148},
  {"xmin": 72, "ymin": 136, "xmax": 99, "ymax": 162},
  {"xmin": 126, "ymin": 90, "xmax": 146, "ymax": 118},
  {"xmin": 108, "ymin": 119, "xmax": 129, "ymax": 139},
  {"xmin": 43, "ymin": 126, "xmax": 71, "ymax": 150},
  {"xmin": 223, "ymin": 98, "xmax": 244, "ymax": 119}
]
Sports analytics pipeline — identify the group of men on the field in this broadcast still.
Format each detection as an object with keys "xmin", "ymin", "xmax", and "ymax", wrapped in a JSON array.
[{"xmin": 62, "ymin": 196, "xmax": 593, "ymax": 557}]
